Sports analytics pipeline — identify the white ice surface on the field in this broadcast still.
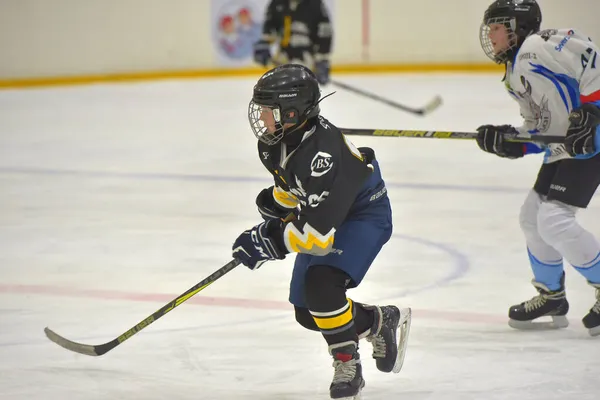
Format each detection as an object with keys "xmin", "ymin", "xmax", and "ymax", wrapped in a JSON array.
[{"xmin": 0, "ymin": 73, "xmax": 599, "ymax": 399}]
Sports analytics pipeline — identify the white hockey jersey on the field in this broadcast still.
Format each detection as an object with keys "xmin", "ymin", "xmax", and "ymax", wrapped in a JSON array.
[{"xmin": 505, "ymin": 28, "xmax": 600, "ymax": 162}]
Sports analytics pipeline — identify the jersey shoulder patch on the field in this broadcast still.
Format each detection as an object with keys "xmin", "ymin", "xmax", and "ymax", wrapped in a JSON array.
[{"xmin": 537, "ymin": 29, "xmax": 559, "ymax": 42}]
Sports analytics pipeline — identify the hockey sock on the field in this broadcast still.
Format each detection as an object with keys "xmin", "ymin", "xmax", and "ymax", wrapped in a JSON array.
[
  {"xmin": 353, "ymin": 302, "xmax": 376, "ymax": 337},
  {"xmin": 538, "ymin": 201, "xmax": 600, "ymax": 284},
  {"xmin": 294, "ymin": 303, "xmax": 375, "ymax": 336},
  {"xmin": 526, "ymin": 248, "xmax": 564, "ymax": 291},
  {"xmin": 294, "ymin": 306, "xmax": 319, "ymax": 331},
  {"xmin": 521, "ymin": 190, "xmax": 565, "ymax": 290},
  {"xmin": 304, "ymin": 265, "xmax": 359, "ymax": 345}
]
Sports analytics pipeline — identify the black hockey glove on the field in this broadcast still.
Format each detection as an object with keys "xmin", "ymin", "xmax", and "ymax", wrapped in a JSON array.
[
  {"xmin": 256, "ymin": 186, "xmax": 291, "ymax": 221},
  {"xmin": 565, "ymin": 103, "xmax": 600, "ymax": 156},
  {"xmin": 253, "ymin": 39, "xmax": 271, "ymax": 66},
  {"xmin": 476, "ymin": 125, "xmax": 525, "ymax": 159},
  {"xmin": 315, "ymin": 59, "xmax": 330, "ymax": 85},
  {"xmin": 232, "ymin": 220, "xmax": 286, "ymax": 270}
]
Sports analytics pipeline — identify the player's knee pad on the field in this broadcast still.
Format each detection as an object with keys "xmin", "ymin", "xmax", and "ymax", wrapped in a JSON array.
[
  {"xmin": 304, "ymin": 264, "xmax": 349, "ymax": 311},
  {"xmin": 519, "ymin": 189, "xmax": 543, "ymax": 240},
  {"xmin": 294, "ymin": 306, "xmax": 320, "ymax": 331},
  {"xmin": 537, "ymin": 200, "xmax": 579, "ymax": 246}
]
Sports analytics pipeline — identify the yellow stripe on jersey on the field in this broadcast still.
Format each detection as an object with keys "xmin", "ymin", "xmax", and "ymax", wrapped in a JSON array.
[
  {"xmin": 342, "ymin": 135, "xmax": 364, "ymax": 162},
  {"xmin": 281, "ymin": 16, "xmax": 292, "ymax": 48},
  {"xmin": 273, "ymin": 169, "xmax": 287, "ymax": 184},
  {"xmin": 284, "ymin": 222, "xmax": 334, "ymax": 255},
  {"xmin": 273, "ymin": 185, "xmax": 299, "ymax": 209},
  {"xmin": 311, "ymin": 300, "xmax": 354, "ymax": 331}
]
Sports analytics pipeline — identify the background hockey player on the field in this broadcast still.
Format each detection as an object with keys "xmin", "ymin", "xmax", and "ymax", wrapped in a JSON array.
[
  {"xmin": 476, "ymin": 0, "xmax": 600, "ymax": 335},
  {"xmin": 231, "ymin": 64, "xmax": 411, "ymax": 399},
  {"xmin": 252, "ymin": 0, "xmax": 332, "ymax": 85}
]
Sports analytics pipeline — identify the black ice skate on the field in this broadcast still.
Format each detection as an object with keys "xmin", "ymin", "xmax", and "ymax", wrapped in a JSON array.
[
  {"xmin": 328, "ymin": 342, "xmax": 365, "ymax": 400},
  {"xmin": 362, "ymin": 305, "xmax": 412, "ymax": 373},
  {"xmin": 508, "ymin": 276, "xmax": 569, "ymax": 330},
  {"xmin": 582, "ymin": 283, "xmax": 600, "ymax": 337}
]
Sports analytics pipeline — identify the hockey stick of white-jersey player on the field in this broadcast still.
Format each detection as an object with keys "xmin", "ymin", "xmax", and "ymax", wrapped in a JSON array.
[
  {"xmin": 340, "ymin": 128, "xmax": 564, "ymax": 144},
  {"xmin": 329, "ymin": 79, "xmax": 443, "ymax": 116},
  {"xmin": 44, "ymin": 259, "xmax": 241, "ymax": 356}
]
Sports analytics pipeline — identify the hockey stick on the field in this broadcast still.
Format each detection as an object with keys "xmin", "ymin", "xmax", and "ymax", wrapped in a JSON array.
[
  {"xmin": 340, "ymin": 128, "xmax": 565, "ymax": 144},
  {"xmin": 330, "ymin": 80, "xmax": 443, "ymax": 116},
  {"xmin": 268, "ymin": 60, "xmax": 442, "ymax": 116},
  {"xmin": 44, "ymin": 259, "xmax": 241, "ymax": 356}
]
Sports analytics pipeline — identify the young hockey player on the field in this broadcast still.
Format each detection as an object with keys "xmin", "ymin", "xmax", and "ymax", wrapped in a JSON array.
[
  {"xmin": 231, "ymin": 64, "xmax": 411, "ymax": 399},
  {"xmin": 476, "ymin": 0, "xmax": 600, "ymax": 335},
  {"xmin": 253, "ymin": 0, "xmax": 332, "ymax": 84}
]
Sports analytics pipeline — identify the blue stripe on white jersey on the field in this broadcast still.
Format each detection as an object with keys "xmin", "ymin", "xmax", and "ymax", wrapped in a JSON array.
[{"xmin": 529, "ymin": 62, "xmax": 580, "ymax": 112}]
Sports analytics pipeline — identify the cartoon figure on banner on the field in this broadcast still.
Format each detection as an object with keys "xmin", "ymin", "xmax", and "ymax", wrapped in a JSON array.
[
  {"xmin": 214, "ymin": 1, "xmax": 262, "ymax": 61},
  {"xmin": 218, "ymin": 15, "xmax": 238, "ymax": 57},
  {"xmin": 238, "ymin": 8, "xmax": 261, "ymax": 40}
]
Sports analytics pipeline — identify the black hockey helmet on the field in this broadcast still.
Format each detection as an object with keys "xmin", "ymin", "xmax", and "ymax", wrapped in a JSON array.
[
  {"xmin": 479, "ymin": 0, "xmax": 542, "ymax": 64},
  {"xmin": 248, "ymin": 64, "xmax": 321, "ymax": 145}
]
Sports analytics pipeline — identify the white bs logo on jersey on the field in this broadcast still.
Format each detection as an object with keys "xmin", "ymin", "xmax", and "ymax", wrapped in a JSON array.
[{"xmin": 310, "ymin": 152, "xmax": 334, "ymax": 177}]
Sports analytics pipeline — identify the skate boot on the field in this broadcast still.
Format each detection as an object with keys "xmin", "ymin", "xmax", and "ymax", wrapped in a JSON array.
[
  {"xmin": 362, "ymin": 305, "xmax": 412, "ymax": 373},
  {"xmin": 582, "ymin": 283, "xmax": 600, "ymax": 337},
  {"xmin": 508, "ymin": 276, "xmax": 569, "ymax": 330},
  {"xmin": 328, "ymin": 341, "xmax": 365, "ymax": 400}
]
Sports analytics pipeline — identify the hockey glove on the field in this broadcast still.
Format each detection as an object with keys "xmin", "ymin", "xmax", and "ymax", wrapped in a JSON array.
[
  {"xmin": 256, "ymin": 186, "xmax": 293, "ymax": 221},
  {"xmin": 314, "ymin": 59, "xmax": 330, "ymax": 85},
  {"xmin": 565, "ymin": 103, "xmax": 600, "ymax": 156},
  {"xmin": 232, "ymin": 220, "xmax": 286, "ymax": 270},
  {"xmin": 476, "ymin": 125, "xmax": 525, "ymax": 159},
  {"xmin": 253, "ymin": 39, "xmax": 271, "ymax": 66}
]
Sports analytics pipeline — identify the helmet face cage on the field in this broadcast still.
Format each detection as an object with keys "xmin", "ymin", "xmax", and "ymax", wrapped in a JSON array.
[
  {"xmin": 248, "ymin": 100, "xmax": 286, "ymax": 145},
  {"xmin": 480, "ymin": 16, "xmax": 518, "ymax": 64}
]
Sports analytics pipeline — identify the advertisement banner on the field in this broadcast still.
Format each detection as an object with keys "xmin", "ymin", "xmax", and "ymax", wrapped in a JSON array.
[{"xmin": 210, "ymin": 0, "xmax": 334, "ymax": 67}]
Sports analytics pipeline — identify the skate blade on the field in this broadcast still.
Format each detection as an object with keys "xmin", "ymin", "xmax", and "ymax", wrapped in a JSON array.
[
  {"xmin": 508, "ymin": 315, "xmax": 568, "ymax": 330},
  {"xmin": 392, "ymin": 308, "xmax": 412, "ymax": 374},
  {"xmin": 334, "ymin": 394, "xmax": 361, "ymax": 400},
  {"xmin": 588, "ymin": 325, "xmax": 600, "ymax": 337}
]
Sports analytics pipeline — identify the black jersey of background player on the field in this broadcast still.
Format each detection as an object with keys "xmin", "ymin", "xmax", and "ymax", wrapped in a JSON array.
[
  {"xmin": 258, "ymin": 115, "xmax": 386, "ymax": 256},
  {"xmin": 263, "ymin": 0, "xmax": 332, "ymax": 64}
]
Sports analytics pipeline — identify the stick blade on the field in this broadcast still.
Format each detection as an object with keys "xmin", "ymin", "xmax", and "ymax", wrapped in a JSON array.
[
  {"xmin": 44, "ymin": 327, "xmax": 100, "ymax": 357},
  {"xmin": 422, "ymin": 95, "xmax": 443, "ymax": 115}
]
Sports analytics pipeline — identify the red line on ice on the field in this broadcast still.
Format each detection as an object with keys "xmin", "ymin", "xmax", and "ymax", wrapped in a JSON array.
[{"xmin": 0, "ymin": 283, "xmax": 506, "ymax": 324}]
